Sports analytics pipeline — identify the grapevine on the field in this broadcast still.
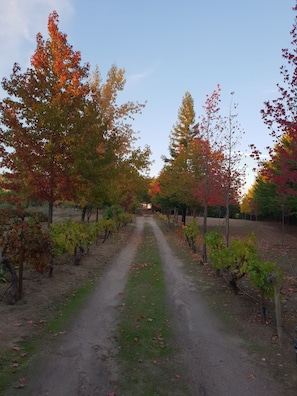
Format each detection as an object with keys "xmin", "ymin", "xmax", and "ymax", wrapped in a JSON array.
[{"xmin": 182, "ymin": 219, "xmax": 199, "ymax": 253}]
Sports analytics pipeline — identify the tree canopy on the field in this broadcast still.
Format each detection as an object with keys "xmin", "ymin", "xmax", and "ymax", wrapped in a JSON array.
[
  {"xmin": 0, "ymin": 11, "xmax": 151, "ymax": 221},
  {"xmin": 154, "ymin": 86, "xmax": 243, "ymax": 244},
  {"xmin": 246, "ymin": 4, "xmax": 297, "ymax": 223}
]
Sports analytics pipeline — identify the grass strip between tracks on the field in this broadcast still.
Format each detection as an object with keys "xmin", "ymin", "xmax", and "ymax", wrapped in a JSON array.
[{"xmin": 117, "ymin": 222, "xmax": 191, "ymax": 395}]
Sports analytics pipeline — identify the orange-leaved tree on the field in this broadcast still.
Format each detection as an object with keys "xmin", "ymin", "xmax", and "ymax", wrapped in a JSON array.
[{"xmin": 0, "ymin": 11, "xmax": 92, "ymax": 224}]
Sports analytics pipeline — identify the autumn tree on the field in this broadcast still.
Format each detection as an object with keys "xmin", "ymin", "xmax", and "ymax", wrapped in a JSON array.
[
  {"xmin": 260, "ymin": 129, "xmax": 297, "ymax": 198},
  {"xmin": 156, "ymin": 165, "xmax": 184, "ymax": 217},
  {"xmin": 192, "ymin": 86, "xmax": 244, "ymax": 258},
  {"xmin": 108, "ymin": 162, "xmax": 151, "ymax": 212},
  {"xmin": 89, "ymin": 65, "xmax": 146, "ymax": 157},
  {"xmin": 240, "ymin": 189, "xmax": 253, "ymax": 219},
  {"xmin": 261, "ymin": 4, "xmax": 297, "ymax": 142},
  {"xmin": 0, "ymin": 11, "xmax": 91, "ymax": 224},
  {"xmin": 0, "ymin": 12, "xmax": 151, "ymax": 223},
  {"xmin": 149, "ymin": 178, "xmax": 167, "ymax": 212},
  {"xmin": 246, "ymin": 4, "xmax": 297, "ymax": 229},
  {"xmin": 169, "ymin": 91, "xmax": 196, "ymax": 158},
  {"xmin": 83, "ymin": 66, "xmax": 151, "ymax": 213},
  {"xmin": 158, "ymin": 142, "xmax": 204, "ymax": 220},
  {"xmin": 194, "ymin": 85, "xmax": 225, "ymax": 262},
  {"xmin": 220, "ymin": 92, "xmax": 245, "ymax": 246},
  {"xmin": 70, "ymin": 99, "xmax": 109, "ymax": 220},
  {"xmin": 253, "ymin": 134, "xmax": 297, "ymax": 236},
  {"xmin": 159, "ymin": 91, "xmax": 198, "ymax": 223},
  {"xmin": 252, "ymin": 176, "xmax": 280, "ymax": 219}
]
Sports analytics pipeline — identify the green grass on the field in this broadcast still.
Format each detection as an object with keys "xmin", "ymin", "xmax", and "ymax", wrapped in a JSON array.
[
  {"xmin": 0, "ymin": 280, "xmax": 95, "ymax": 393},
  {"xmin": 117, "ymin": 223, "xmax": 191, "ymax": 395},
  {"xmin": 0, "ymin": 338, "xmax": 37, "ymax": 392},
  {"xmin": 46, "ymin": 280, "xmax": 94, "ymax": 334}
]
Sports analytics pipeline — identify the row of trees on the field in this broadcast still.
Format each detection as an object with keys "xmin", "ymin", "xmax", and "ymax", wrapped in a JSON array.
[
  {"xmin": 151, "ymin": 87, "xmax": 246, "ymax": 260},
  {"xmin": 0, "ymin": 11, "xmax": 151, "ymax": 223},
  {"xmin": 154, "ymin": 2, "xmax": 297, "ymax": 244},
  {"xmin": 242, "ymin": 3, "xmax": 297, "ymax": 225}
]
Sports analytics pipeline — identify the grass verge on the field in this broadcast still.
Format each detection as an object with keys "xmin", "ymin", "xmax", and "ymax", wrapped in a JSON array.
[
  {"xmin": 117, "ymin": 223, "xmax": 191, "ymax": 395},
  {"xmin": 0, "ymin": 280, "xmax": 95, "ymax": 393}
]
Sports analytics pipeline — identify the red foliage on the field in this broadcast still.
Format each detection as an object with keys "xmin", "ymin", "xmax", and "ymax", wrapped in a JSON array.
[
  {"xmin": 261, "ymin": 127, "xmax": 297, "ymax": 196},
  {"xmin": 149, "ymin": 179, "xmax": 161, "ymax": 198},
  {"xmin": 190, "ymin": 137, "xmax": 226, "ymax": 206},
  {"xmin": 258, "ymin": 6, "xmax": 297, "ymax": 197}
]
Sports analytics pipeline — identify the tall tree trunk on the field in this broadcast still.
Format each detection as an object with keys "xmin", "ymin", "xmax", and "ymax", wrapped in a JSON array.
[
  {"xmin": 260, "ymin": 293, "xmax": 266, "ymax": 324},
  {"xmin": 81, "ymin": 206, "xmax": 92, "ymax": 223},
  {"xmin": 48, "ymin": 186, "xmax": 54, "ymax": 226},
  {"xmin": 281, "ymin": 202, "xmax": 285, "ymax": 247},
  {"xmin": 174, "ymin": 207, "xmax": 178, "ymax": 225},
  {"xmin": 225, "ymin": 189, "xmax": 230, "ymax": 247},
  {"xmin": 48, "ymin": 176, "xmax": 54, "ymax": 227},
  {"xmin": 18, "ymin": 245, "xmax": 25, "ymax": 299},
  {"xmin": 181, "ymin": 206, "xmax": 186, "ymax": 225},
  {"xmin": 81, "ymin": 205, "xmax": 87, "ymax": 222},
  {"xmin": 87, "ymin": 206, "xmax": 92, "ymax": 223},
  {"xmin": 202, "ymin": 198, "xmax": 208, "ymax": 263},
  {"xmin": 48, "ymin": 202, "xmax": 54, "ymax": 227}
]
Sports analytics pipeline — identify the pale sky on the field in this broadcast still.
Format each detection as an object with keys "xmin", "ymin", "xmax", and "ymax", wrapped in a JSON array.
[{"xmin": 0, "ymin": 0, "xmax": 295, "ymax": 192}]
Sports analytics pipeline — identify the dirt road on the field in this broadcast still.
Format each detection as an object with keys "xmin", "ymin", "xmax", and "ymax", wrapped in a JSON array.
[{"xmin": 4, "ymin": 216, "xmax": 292, "ymax": 395}]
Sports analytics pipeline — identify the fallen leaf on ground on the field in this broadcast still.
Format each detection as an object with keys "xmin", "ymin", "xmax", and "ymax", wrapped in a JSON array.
[
  {"xmin": 15, "ymin": 377, "xmax": 27, "ymax": 388},
  {"xmin": 53, "ymin": 331, "xmax": 66, "ymax": 337},
  {"xmin": 12, "ymin": 346, "xmax": 20, "ymax": 351}
]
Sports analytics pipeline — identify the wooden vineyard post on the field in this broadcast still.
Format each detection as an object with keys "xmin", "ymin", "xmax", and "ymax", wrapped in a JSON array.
[{"xmin": 267, "ymin": 272, "xmax": 282, "ymax": 343}]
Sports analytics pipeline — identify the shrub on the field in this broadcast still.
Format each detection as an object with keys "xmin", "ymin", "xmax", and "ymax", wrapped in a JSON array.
[{"xmin": 183, "ymin": 219, "xmax": 199, "ymax": 252}]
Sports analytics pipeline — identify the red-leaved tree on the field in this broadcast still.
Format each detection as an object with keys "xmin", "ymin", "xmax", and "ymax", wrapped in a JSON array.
[
  {"xmin": 194, "ymin": 85, "xmax": 224, "ymax": 261},
  {"xmin": 251, "ymin": 3, "xmax": 297, "ymax": 226}
]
